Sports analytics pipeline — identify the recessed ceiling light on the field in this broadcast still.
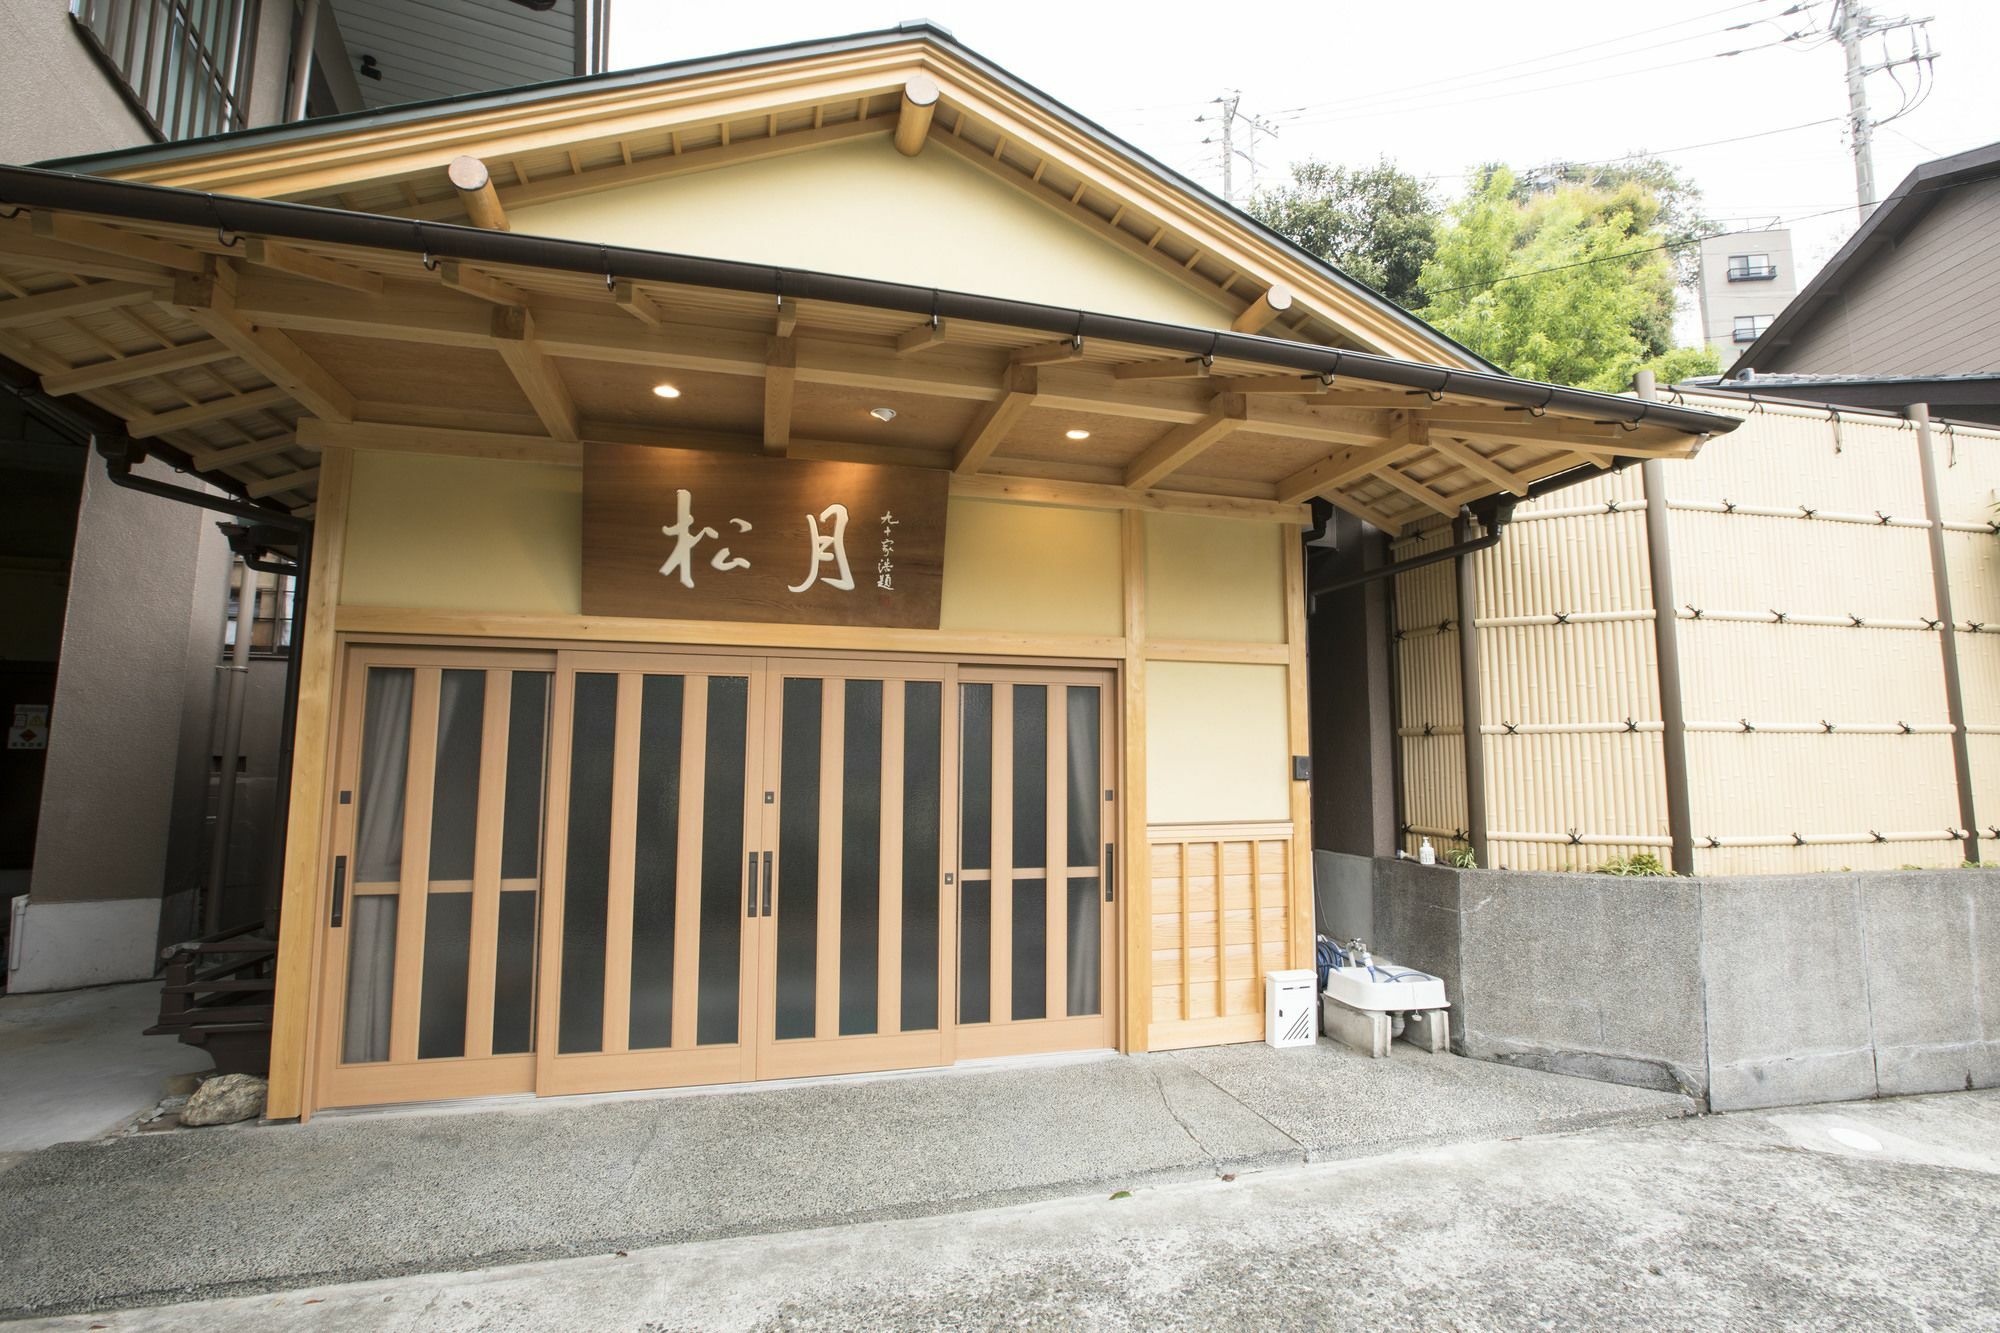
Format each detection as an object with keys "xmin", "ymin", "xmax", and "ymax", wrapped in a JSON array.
[
  {"xmin": 870, "ymin": 406, "xmax": 898, "ymax": 422},
  {"xmin": 652, "ymin": 383, "xmax": 681, "ymax": 399},
  {"xmin": 1065, "ymin": 428, "xmax": 1091, "ymax": 440}
]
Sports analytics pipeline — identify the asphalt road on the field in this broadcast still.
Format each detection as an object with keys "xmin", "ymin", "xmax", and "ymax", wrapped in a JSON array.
[{"xmin": 12, "ymin": 1089, "xmax": 1996, "ymax": 1331}]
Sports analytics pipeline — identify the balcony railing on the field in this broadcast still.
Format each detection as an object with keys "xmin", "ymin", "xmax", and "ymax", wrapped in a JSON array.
[
  {"xmin": 1727, "ymin": 263, "xmax": 1779, "ymax": 282},
  {"xmin": 1732, "ymin": 325, "xmax": 1769, "ymax": 344},
  {"xmin": 69, "ymin": 0, "xmax": 261, "ymax": 143}
]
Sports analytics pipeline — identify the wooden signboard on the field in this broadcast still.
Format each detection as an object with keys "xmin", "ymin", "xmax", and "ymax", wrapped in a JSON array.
[{"xmin": 582, "ymin": 444, "xmax": 950, "ymax": 629}]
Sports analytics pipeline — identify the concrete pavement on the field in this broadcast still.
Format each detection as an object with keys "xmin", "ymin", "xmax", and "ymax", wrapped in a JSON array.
[
  {"xmin": 10, "ymin": 1090, "xmax": 1997, "ymax": 1331},
  {"xmin": 0, "ymin": 983, "xmax": 209, "ymax": 1167},
  {"xmin": 0, "ymin": 1040, "xmax": 1692, "ymax": 1319}
]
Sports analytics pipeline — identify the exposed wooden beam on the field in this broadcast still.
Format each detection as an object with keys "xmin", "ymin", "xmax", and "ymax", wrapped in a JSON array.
[
  {"xmin": 1319, "ymin": 488, "xmax": 1409, "ymax": 534},
  {"xmin": 764, "ymin": 334, "xmax": 796, "ymax": 454},
  {"xmin": 1011, "ymin": 338, "xmax": 1085, "ymax": 367},
  {"xmin": 1239, "ymin": 395, "xmax": 1392, "ymax": 446},
  {"xmin": 1427, "ymin": 435, "xmax": 1529, "ymax": 497},
  {"xmin": 1123, "ymin": 393, "xmax": 1248, "ymax": 489},
  {"xmin": 127, "ymin": 385, "xmax": 293, "ymax": 438},
  {"xmin": 300, "ymin": 418, "xmax": 580, "ymax": 465},
  {"xmin": 1371, "ymin": 462, "xmax": 1460, "ymax": 516},
  {"xmin": 30, "ymin": 212, "xmax": 206, "ymax": 272},
  {"xmin": 895, "ymin": 75, "xmax": 941, "ymax": 156},
  {"xmin": 1214, "ymin": 373, "xmax": 1323, "ymax": 395},
  {"xmin": 774, "ymin": 297, "xmax": 798, "ymax": 338},
  {"xmin": 953, "ymin": 365, "xmax": 1038, "ymax": 474},
  {"xmin": 170, "ymin": 263, "xmax": 354, "ymax": 423},
  {"xmin": 894, "ymin": 318, "xmax": 948, "ymax": 354},
  {"xmin": 246, "ymin": 466, "xmax": 319, "ymax": 498},
  {"xmin": 39, "ymin": 338, "xmax": 233, "ymax": 396},
  {"xmin": 190, "ymin": 434, "xmax": 301, "ymax": 471},
  {"xmin": 1230, "ymin": 283, "xmax": 1294, "ymax": 334},
  {"xmin": 1276, "ymin": 438, "xmax": 1424, "ymax": 505},
  {"xmin": 951, "ymin": 472, "xmax": 1309, "ymax": 524},
  {"xmin": 242, "ymin": 238, "xmax": 384, "ymax": 294},
  {"xmin": 612, "ymin": 279, "xmax": 665, "ymax": 327},
  {"xmin": 0, "ymin": 215, "xmax": 173, "ymax": 282},
  {"xmin": 439, "ymin": 261, "xmax": 532, "ymax": 307},
  {"xmin": 447, "ymin": 155, "xmax": 510, "ymax": 231},
  {"xmin": 1112, "ymin": 357, "xmax": 1210, "ymax": 380},
  {"xmin": 0, "ymin": 280, "xmax": 164, "ymax": 328},
  {"xmin": 490, "ymin": 306, "xmax": 579, "ymax": 442}
]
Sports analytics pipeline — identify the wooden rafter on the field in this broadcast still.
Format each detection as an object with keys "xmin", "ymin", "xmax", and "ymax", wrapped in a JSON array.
[
  {"xmin": 127, "ymin": 384, "xmax": 292, "ymax": 438},
  {"xmin": 893, "ymin": 318, "xmax": 947, "ymax": 354},
  {"xmin": 39, "ymin": 337, "xmax": 233, "ymax": 396},
  {"xmin": 247, "ymin": 466, "xmax": 319, "ymax": 498},
  {"xmin": 190, "ymin": 434, "xmax": 301, "ymax": 471},
  {"xmin": 490, "ymin": 306, "xmax": 579, "ymax": 442},
  {"xmin": 1428, "ymin": 435, "xmax": 1528, "ymax": 497},
  {"xmin": 953, "ymin": 365, "xmax": 1038, "ymax": 473},
  {"xmin": 170, "ymin": 262, "xmax": 354, "ymax": 423},
  {"xmin": 1123, "ymin": 394, "xmax": 1247, "ymax": 489},
  {"xmin": 0, "ymin": 280, "xmax": 163, "ymax": 328},
  {"xmin": 612, "ymin": 279, "xmax": 665, "ymax": 326},
  {"xmin": 242, "ymin": 238, "xmax": 384, "ymax": 294},
  {"xmin": 1112, "ymin": 357, "xmax": 1209, "ymax": 380},
  {"xmin": 439, "ymin": 261, "xmax": 532, "ymax": 307},
  {"xmin": 30, "ymin": 213, "xmax": 206, "ymax": 272},
  {"xmin": 764, "ymin": 334, "xmax": 796, "ymax": 454},
  {"xmin": 1371, "ymin": 462, "xmax": 1459, "ymax": 517}
]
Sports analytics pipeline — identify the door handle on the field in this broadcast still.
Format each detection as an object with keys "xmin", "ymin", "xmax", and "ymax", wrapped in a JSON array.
[
  {"xmin": 330, "ymin": 855, "xmax": 347, "ymax": 927},
  {"xmin": 746, "ymin": 851, "xmax": 759, "ymax": 918},
  {"xmin": 762, "ymin": 850, "xmax": 773, "ymax": 917},
  {"xmin": 1104, "ymin": 843, "xmax": 1115, "ymax": 903}
]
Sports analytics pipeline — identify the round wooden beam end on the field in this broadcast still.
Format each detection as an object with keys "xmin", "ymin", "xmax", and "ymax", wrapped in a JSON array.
[
  {"xmin": 903, "ymin": 75, "xmax": 941, "ymax": 108},
  {"xmin": 446, "ymin": 155, "xmax": 492, "ymax": 192},
  {"xmin": 1265, "ymin": 283, "xmax": 1295, "ymax": 314}
]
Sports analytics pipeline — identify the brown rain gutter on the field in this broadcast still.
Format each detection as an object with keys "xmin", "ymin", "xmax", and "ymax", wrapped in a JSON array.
[{"xmin": 0, "ymin": 163, "xmax": 1741, "ymax": 443}]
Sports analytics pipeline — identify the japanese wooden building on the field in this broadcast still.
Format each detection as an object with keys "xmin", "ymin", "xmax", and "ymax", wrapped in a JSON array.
[{"xmin": 0, "ymin": 24, "xmax": 1735, "ymax": 1119}]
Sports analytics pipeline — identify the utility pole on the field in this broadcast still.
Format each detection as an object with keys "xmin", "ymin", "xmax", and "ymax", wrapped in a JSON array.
[
  {"xmin": 1829, "ymin": 1, "xmax": 1939, "ymax": 217},
  {"xmin": 1199, "ymin": 91, "xmax": 1281, "ymax": 205}
]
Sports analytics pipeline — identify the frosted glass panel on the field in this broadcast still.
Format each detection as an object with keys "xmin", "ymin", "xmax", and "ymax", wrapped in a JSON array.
[
  {"xmin": 1066, "ymin": 687, "xmax": 1100, "ymax": 869},
  {"xmin": 960, "ymin": 684, "xmax": 992, "ymax": 871},
  {"xmin": 839, "ymin": 680, "xmax": 882, "ymax": 1037},
  {"xmin": 629, "ymin": 675, "xmax": 684, "ymax": 1051},
  {"xmin": 1067, "ymin": 878, "xmax": 1101, "ymax": 1016},
  {"xmin": 900, "ymin": 681, "xmax": 942, "ymax": 1033},
  {"xmin": 341, "ymin": 893, "xmax": 397, "ymax": 1064},
  {"xmin": 418, "ymin": 892, "xmax": 472, "ymax": 1060},
  {"xmin": 428, "ymin": 670, "xmax": 485, "ymax": 882},
  {"xmin": 1011, "ymin": 878, "xmax": 1046, "ymax": 1021},
  {"xmin": 501, "ymin": 672, "xmax": 550, "ymax": 881},
  {"xmin": 1012, "ymin": 686, "xmax": 1047, "ymax": 869},
  {"xmin": 775, "ymin": 678, "xmax": 822, "ymax": 1042},
  {"xmin": 354, "ymin": 668, "xmax": 412, "ymax": 884},
  {"xmin": 696, "ymin": 676, "xmax": 748, "ymax": 1046},
  {"xmin": 492, "ymin": 890, "xmax": 536, "ymax": 1055},
  {"xmin": 958, "ymin": 880, "xmax": 990, "ymax": 1025},
  {"xmin": 558, "ymin": 673, "xmax": 616, "ymax": 1054}
]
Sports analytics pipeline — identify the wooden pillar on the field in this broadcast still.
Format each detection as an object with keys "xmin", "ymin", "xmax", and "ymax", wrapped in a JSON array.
[
  {"xmin": 1283, "ymin": 524, "xmax": 1315, "ymax": 965},
  {"xmin": 1453, "ymin": 517, "xmax": 1488, "ymax": 867},
  {"xmin": 1636, "ymin": 371, "xmax": 1695, "ymax": 875},
  {"xmin": 1120, "ymin": 509, "xmax": 1150, "ymax": 1052},
  {"xmin": 264, "ymin": 444, "xmax": 353, "ymax": 1122}
]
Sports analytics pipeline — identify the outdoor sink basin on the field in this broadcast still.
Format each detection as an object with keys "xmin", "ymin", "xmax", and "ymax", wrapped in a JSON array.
[{"xmin": 1323, "ymin": 964, "xmax": 1448, "ymax": 1013}]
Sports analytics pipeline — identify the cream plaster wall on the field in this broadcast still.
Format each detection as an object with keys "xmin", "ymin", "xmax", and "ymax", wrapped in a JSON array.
[
  {"xmin": 509, "ymin": 135, "xmax": 1232, "ymax": 329},
  {"xmin": 340, "ymin": 453, "xmax": 583, "ymax": 614},
  {"xmin": 1143, "ymin": 512, "xmax": 1286, "ymax": 643},
  {"xmin": 1146, "ymin": 662, "xmax": 1291, "ymax": 823},
  {"xmin": 939, "ymin": 497, "xmax": 1121, "ymax": 637}
]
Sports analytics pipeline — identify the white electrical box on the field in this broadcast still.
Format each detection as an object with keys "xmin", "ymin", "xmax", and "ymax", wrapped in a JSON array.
[{"xmin": 1264, "ymin": 969, "xmax": 1318, "ymax": 1048}]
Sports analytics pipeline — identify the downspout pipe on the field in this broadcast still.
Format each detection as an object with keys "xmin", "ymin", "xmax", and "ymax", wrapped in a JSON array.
[
  {"xmin": 287, "ymin": 0, "xmax": 322, "ymax": 122},
  {"xmin": 1455, "ymin": 514, "xmax": 1488, "ymax": 867},
  {"xmin": 1910, "ymin": 403, "xmax": 1982, "ymax": 864}
]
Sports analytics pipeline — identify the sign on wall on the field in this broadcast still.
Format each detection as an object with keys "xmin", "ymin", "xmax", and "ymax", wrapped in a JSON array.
[{"xmin": 582, "ymin": 444, "xmax": 950, "ymax": 629}]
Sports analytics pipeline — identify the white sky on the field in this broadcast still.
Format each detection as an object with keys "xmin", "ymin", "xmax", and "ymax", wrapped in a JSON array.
[{"xmin": 610, "ymin": 1, "xmax": 1998, "ymax": 343}]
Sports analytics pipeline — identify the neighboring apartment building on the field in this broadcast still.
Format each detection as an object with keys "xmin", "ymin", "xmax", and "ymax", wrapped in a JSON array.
[
  {"xmin": 1694, "ymin": 229, "xmax": 1796, "ymax": 366},
  {"xmin": 1, "ymin": 0, "xmax": 608, "ymax": 992},
  {"xmin": 1725, "ymin": 141, "xmax": 2000, "ymax": 428}
]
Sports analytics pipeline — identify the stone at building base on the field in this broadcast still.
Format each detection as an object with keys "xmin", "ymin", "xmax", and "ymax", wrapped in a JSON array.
[
  {"xmin": 1320, "ymin": 994, "xmax": 1390, "ymax": 1057},
  {"xmin": 180, "ymin": 1073, "xmax": 267, "ymax": 1127}
]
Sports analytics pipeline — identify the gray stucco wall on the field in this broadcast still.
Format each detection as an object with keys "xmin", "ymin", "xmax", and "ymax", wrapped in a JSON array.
[
  {"xmin": 1364, "ymin": 858, "xmax": 1999, "ymax": 1111},
  {"xmin": 0, "ymin": 0, "xmax": 151, "ymax": 161}
]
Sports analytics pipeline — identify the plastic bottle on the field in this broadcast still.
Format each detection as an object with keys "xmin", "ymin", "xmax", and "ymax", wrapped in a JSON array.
[{"xmin": 1418, "ymin": 836, "xmax": 1436, "ymax": 866}]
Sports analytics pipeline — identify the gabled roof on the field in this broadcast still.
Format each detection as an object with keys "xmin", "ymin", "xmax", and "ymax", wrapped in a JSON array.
[
  {"xmin": 39, "ymin": 22, "xmax": 1493, "ymax": 372},
  {"xmin": 1730, "ymin": 140, "xmax": 2000, "ymax": 374}
]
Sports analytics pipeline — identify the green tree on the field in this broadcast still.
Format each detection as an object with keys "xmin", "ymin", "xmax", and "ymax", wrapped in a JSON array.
[
  {"xmin": 1247, "ymin": 158, "xmax": 1441, "ymax": 309},
  {"xmin": 1515, "ymin": 156, "xmax": 1709, "ymax": 291},
  {"xmin": 1418, "ymin": 165, "xmax": 1686, "ymax": 391}
]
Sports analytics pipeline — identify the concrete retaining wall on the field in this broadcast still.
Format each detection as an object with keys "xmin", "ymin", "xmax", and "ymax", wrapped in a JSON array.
[{"xmin": 1354, "ymin": 857, "xmax": 1999, "ymax": 1111}]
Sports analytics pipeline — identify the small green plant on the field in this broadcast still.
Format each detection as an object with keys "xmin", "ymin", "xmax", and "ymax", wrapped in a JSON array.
[
  {"xmin": 1593, "ymin": 852, "xmax": 1672, "ymax": 877},
  {"xmin": 1964, "ymin": 860, "xmax": 1994, "ymax": 870},
  {"xmin": 1443, "ymin": 846, "xmax": 1478, "ymax": 869}
]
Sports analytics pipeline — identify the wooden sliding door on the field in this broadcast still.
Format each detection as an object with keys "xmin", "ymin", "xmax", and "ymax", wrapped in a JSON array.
[
  {"xmin": 954, "ymin": 667, "xmax": 1118, "ymax": 1058},
  {"xmin": 753, "ymin": 660, "xmax": 955, "ymax": 1080},
  {"xmin": 314, "ymin": 646, "xmax": 555, "ymax": 1109},
  {"xmin": 534, "ymin": 652, "xmax": 764, "ymax": 1096}
]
